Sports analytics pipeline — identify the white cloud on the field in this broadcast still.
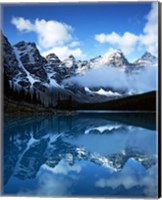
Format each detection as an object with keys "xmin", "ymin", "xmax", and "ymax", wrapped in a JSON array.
[
  {"xmin": 11, "ymin": 17, "xmax": 87, "ymax": 60},
  {"xmin": 69, "ymin": 41, "xmax": 81, "ymax": 48},
  {"xmin": 18, "ymin": 160, "xmax": 83, "ymax": 196},
  {"xmin": 63, "ymin": 65, "xmax": 157, "ymax": 93},
  {"xmin": 19, "ymin": 172, "xmax": 72, "ymax": 196},
  {"xmin": 139, "ymin": 2, "xmax": 158, "ymax": 55},
  {"xmin": 41, "ymin": 161, "xmax": 82, "ymax": 175},
  {"xmin": 11, "ymin": 17, "xmax": 73, "ymax": 49},
  {"xmin": 41, "ymin": 45, "xmax": 85, "ymax": 60},
  {"xmin": 95, "ymin": 164, "xmax": 157, "ymax": 197},
  {"xmin": 95, "ymin": 32, "xmax": 139, "ymax": 54},
  {"xmin": 95, "ymin": 32, "xmax": 119, "ymax": 44},
  {"xmin": 11, "ymin": 3, "xmax": 158, "ymax": 60},
  {"xmin": 11, "ymin": 17, "xmax": 34, "ymax": 31},
  {"xmin": 94, "ymin": 2, "xmax": 158, "ymax": 57}
]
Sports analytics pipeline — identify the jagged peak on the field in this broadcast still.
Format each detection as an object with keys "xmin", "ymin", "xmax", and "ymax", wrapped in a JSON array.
[
  {"xmin": 102, "ymin": 49, "xmax": 129, "ymax": 66},
  {"xmin": 107, "ymin": 49, "xmax": 125, "ymax": 57},
  {"xmin": 143, "ymin": 51, "xmax": 150, "ymax": 55},
  {"xmin": 113, "ymin": 49, "xmax": 122, "ymax": 54},
  {"xmin": 46, "ymin": 53, "xmax": 60, "ymax": 60},
  {"xmin": 68, "ymin": 54, "xmax": 75, "ymax": 60},
  {"xmin": 134, "ymin": 51, "xmax": 157, "ymax": 65},
  {"xmin": 141, "ymin": 51, "xmax": 156, "ymax": 59},
  {"xmin": 14, "ymin": 41, "xmax": 26, "ymax": 47},
  {"xmin": 45, "ymin": 53, "xmax": 61, "ymax": 65},
  {"xmin": 14, "ymin": 41, "xmax": 37, "ymax": 49}
]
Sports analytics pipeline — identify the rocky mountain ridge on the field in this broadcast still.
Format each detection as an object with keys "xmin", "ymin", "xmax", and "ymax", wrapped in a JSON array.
[{"xmin": 2, "ymin": 33, "xmax": 157, "ymax": 106}]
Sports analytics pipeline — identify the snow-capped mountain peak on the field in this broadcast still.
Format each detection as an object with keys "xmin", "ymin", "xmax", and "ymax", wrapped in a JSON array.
[
  {"xmin": 90, "ymin": 49, "xmax": 129, "ymax": 68},
  {"xmin": 14, "ymin": 41, "xmax": 45, "ymax": 65},
  {"xmin": 68, "ymin": 54, "xmax": 75, "ymax": 60},
  {"xmin": 141, "ymin": 51, "xmax": 156, "ymax": 60},
  {"xmin": 134, "ymin": 51, "xmax": 157, "ymax": 67},
  {"xmin": 46, "ymin": 53, "xmax": 61, "ymax": 65},
  {"xmin": 13, "ymin": 41, "xmax": 48, "ymax": 83},
  {"xmin": 63, "ymin": 54, "xmax": 77, "ymax": 69},
  {"xmin": 103, "ymin": 49, "xmax": 129, "ymax": 67}
]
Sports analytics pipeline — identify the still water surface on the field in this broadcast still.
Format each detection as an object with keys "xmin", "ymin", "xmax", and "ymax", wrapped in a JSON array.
[{"xmin": 3, "ymin": 112, "xmax": 158, "ymax": 197}]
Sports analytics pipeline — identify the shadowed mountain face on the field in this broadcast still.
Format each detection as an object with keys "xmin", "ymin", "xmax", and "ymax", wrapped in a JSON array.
[{"xmin": 3, "ymin": 113, "xmax": 157, "ymax": 197}]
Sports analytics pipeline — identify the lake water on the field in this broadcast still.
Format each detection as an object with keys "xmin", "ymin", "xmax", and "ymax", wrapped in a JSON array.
[{"xmin": 2, "ymin": 112, "xmax": 158, "ymax": 197}]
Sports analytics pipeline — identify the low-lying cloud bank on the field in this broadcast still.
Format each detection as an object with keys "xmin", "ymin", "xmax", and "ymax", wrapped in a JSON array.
[{"xmin": 63, "ymin": 65, "xmax": 157, "ymax": 94}]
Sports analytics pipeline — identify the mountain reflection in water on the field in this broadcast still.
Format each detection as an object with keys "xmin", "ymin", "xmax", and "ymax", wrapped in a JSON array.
[{"xmin": 3, "ymin": 112, "xmax": 158, "ymax": 197}]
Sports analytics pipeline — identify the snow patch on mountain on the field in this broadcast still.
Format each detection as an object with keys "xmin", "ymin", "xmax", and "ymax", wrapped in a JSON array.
[
  {"xmin": 63, "ymin": 55, "xmax": 76, "ymax": 68},
  {"xmin": 49, "ymin": 77, "xmax": 60, "ymax": 88},
  {"xmin": 134, "ymin": 51, "xmax": 157, "ymax": 67},
  {"xmin": 90, "ymin": 49, "xmax": 129, "ymax": 69},
  {"xmin": 13, "ymin": 46, "xmax": 37, "ymax": 86},
  {"xmin": 95, "ymin": 89, "xmax": 121, "ymax": 96},
  {"xmin": 85, "ymin": 87, "xmax": 121, "ymax": 97},
  {"xmin": 85, "ymin": 124, "xmax": 122, "ymax": 134}
]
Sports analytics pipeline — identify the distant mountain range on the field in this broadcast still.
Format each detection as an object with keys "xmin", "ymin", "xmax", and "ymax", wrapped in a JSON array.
[{"xmin": 2, "ymin": 33, "xmax": 157, "ymax": 107}]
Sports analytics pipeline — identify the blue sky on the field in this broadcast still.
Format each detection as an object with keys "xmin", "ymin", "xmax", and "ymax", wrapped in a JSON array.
[{"xmin": 1, "ymin": 2, "xmax": 158, "ymax": 61}]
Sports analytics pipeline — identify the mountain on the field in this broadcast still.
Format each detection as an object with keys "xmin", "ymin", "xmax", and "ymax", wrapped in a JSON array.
[
  {"xmin": 14, "ymin": 41, "xmax": 48, "ymax": 85},
  {"xmin": 2, "ymin": 35, "xmax": 28, "ymax": 86},
  {"xmin": 2, "ymin": 33, "xmax": 157, "ymax": 108},
  {"xmin": 44, "ymin": 53, "xmax": 69, "ymax": 84},
  {"xmin": 3, "ymin": 36, "xmax": 50, "ymax": 93},
  {"xmin": 133, "ymin": 51, "xmax": 157, "ymax": 67},
  {"xmin": 63, "ymin": 55, "xmax": 76, "ymax": 68},
  {"xmin": 90, "ymin": 49, "xmax": 129, "ymax": 68},
  {"xmin": 46, "ymin": 53, "xmax": 61, "ymax": 65}
]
